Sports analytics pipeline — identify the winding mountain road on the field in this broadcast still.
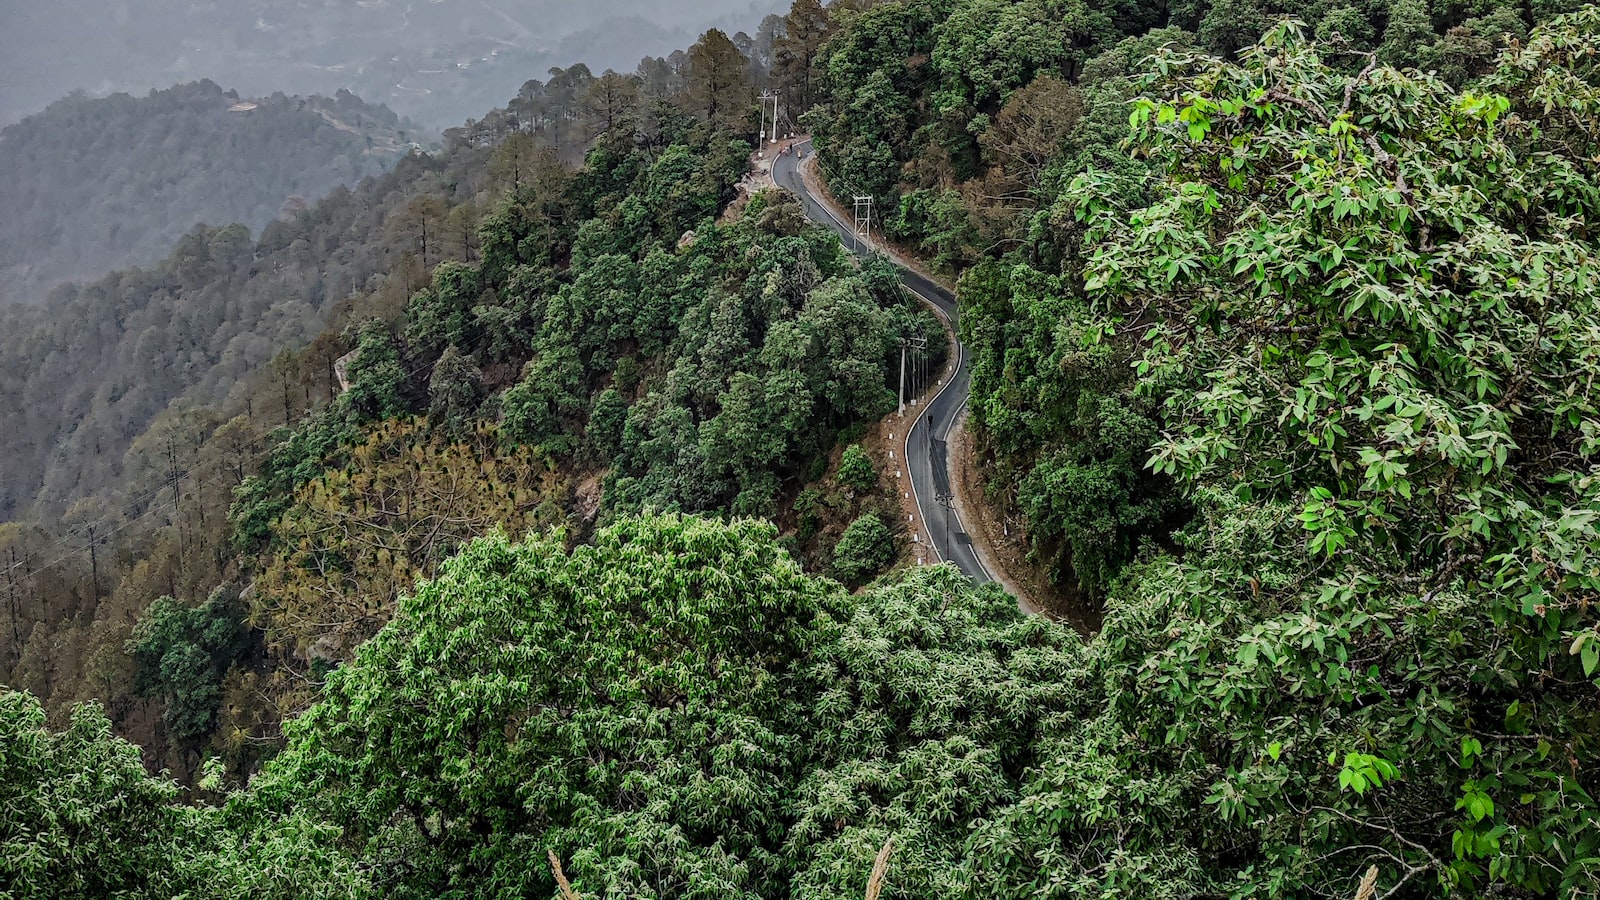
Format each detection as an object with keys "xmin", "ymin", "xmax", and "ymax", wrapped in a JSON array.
[{"xmin": 772, "ymin": 140, "xmax": 999, "ymax": 591}]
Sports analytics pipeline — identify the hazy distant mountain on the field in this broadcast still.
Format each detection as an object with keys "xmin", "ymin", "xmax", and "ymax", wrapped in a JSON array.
[
  {"xmin": 0, "ymin": 80, "xmax": 428, "ymax": 304},
  {"xmin": 0, "ymin": 0, "xmax": 786, "ymax": 129}
]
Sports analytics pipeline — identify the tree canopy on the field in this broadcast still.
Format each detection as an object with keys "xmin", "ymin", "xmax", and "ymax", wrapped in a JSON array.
[{"xmin": 4, "ymin": 3, "xmax": 1599, "ymax": 897}]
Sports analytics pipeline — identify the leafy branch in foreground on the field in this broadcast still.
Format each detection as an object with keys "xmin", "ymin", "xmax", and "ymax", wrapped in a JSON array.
[{"xmin": 1054, "ymin": 13, "xmax": 1600, "ymax": 896}]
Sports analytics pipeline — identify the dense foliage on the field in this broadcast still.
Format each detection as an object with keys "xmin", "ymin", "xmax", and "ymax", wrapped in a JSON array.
[
  {"xmin": 0, "ymin": 689, "xmax": 367, "ymax": 900},
  {"xmin": 0, "ymin": 692, "xmax": 190, "ymax": 897},
  {"xmin": 8, "ymin": 516, "xmax": 1076, "ymax": 899},
  {"xmin": 4, "ymin": 2, "xmax": 1599, "ymax": 897},
  {"xmin": 220, "ymin": 109, "xmax": 933, "ymax": 676},
  {"xmin": 807, "ymin": 0, "xmax": 1591, "ymax": 600},
  {"xmin": 832, "ymin": 512, "xmax": 896, "ymax": 586},
  {"xmin": 17, "ymin": 468, "xmax": 1589, "ymax": 897},
  {"xmin": 1049, "ymin": 15, "xmax": 1600, "ymax": 893},
  {"xmin": 0, "ymin": 118, "xmax": 502, "ymax": 763},
  {"xmin": 0, "ymin": 80, "xmax": 424, "ymax": 304},
  {"xmin": 0, "ymin": 3, "xmax": 926, "ymax": 776},
  {"xmin": 127, "ymin": 587, "xmax": 250, "ymax": 746}
]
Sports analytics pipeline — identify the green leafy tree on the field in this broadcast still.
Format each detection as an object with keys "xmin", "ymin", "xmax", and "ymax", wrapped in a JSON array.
[
  {"xmin": 1198, "ymin": 0, "xmax": 1279, "ymax": 56},
  {"xmin": 807, "ymin": 0, "xmax": 940, "ymax": 215},
  {"xmin": 229, "ymin": 411, "xmax": 358, "ymax": 554},
  {"xmin": 684, "ymin": 28, "xmax": 755, "ymax": 127},
  {"xmin": 1315, "ymin": 5, "xmax": 1377, "ymax": 47},
  {"xmin": 426, "ymin": 345, "xmax": 484, "ymax": 435},
  {"xmin": 1047, "ymin": 17, "xmax": 1600, "ymax": 895},
  {"xmin": 579, "ymin": 71, "xmax": 645, "ymax": 140},
  {"xmin": 1378, "ymin": 0, "xmax": 1440, "ymax": 66},
  {"xmin": 0, "ymin": 693, "xmax": 188, "ymax": 897},
  {"xmin": 405, "ymin": 261, "xmax": 483, "ymax": 359},
  {"xmin": 252, "ymin": 516, "xmax": 839, "ymax": 897},
  {"xmin": 786, "ymin": 566, "xmax": 1082, "ymax": 899},
  {"xmin": 960, "ymin": 259, "xmax": 1182, "ymax": 597},
  {"xmin": 1, "ymin": 691, "xmax": 365, "ymax": 899},
  {"xmin": 837, "ymin": 443, "xmax": 876, "ymax": 492},
  {"xmin": 773, "ymin": 0, "xmax": 835, "ymax": 114},
  {"xmin": 233, "ymin": 516, "xmax": 1087, "ymax": 898},
  {"xmin": 343, "ymin": 320, "xmax": 407, "ymax": 423},
  {"xmin": 832, "ymin": 512, "xmax": 895, "ymax": 587},
  {"xmin": 586, "ymin": 387, "xmax": 629, "ymax": 459},
  {"xmin": 127, "ymin": 588, "xmax": 250, "ymax": 746},
  {"xmin": 933, "ymin": 0, "xmax": 1112, "ymax": 112}
]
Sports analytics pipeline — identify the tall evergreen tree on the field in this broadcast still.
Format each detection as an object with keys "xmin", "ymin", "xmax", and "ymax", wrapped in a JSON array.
[
  {"xmin": 685, "ymin": 28, "xmax": 756, "ymax": 128},
  {"xmin": 774, "ymin": 0, "xmax": 835, "ymax": 115}
]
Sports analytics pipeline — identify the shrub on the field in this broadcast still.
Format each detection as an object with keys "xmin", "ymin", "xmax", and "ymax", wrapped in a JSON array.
[
  {"xmin": 837, "ymin": 444, "xmax": 876, "ymax": 492},
  {"xmin": 832, "ymin": 513, "xmax": 895, "ymax": 587}
]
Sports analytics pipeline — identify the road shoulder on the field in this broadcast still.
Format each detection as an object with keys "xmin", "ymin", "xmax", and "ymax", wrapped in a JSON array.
[
  {"xmin": 797, "ymin": 153, "xmax": 960, "ymax": 297},
  {"xmin": 948, "ymin": 407, "xmax": 1067, "ymax": 620}
]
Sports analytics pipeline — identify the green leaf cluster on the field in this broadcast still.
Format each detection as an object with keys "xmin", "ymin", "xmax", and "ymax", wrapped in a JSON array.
[
  {"xmin": 237, "ymin": 515, "xmax": 1080, "ymax": 898},
  {"xmin": 126, "ymin": 587, "xmax": 250, "ymax": 746},
  {"xmin": 831, "ymin": 512, "xmax": 895, "ymax": 586},
  {"xmin": 1054, "ymin": 14, "xmax": 1600, "ymax": 895},
  {"xmin": 837, "ymin": 443, "xmax": 877, "ymax": 493}
]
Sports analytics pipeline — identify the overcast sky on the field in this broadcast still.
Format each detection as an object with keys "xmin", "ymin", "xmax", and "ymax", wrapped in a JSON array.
[{"xmin": 0, "ymin": 0, "xmax": 784, "ymax": 128}]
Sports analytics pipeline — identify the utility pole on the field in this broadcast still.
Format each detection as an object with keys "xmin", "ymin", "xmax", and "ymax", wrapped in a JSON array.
[
  {"xmin": 899, "ymin": 341, "xmax": 907, "ymax": 415},
  {"xmin": 756, "ymin": 92, "xmax": 766, "ymax": 154},
  {"xmin": 167, "ymin": 437, "xmax": 184, "ymax": 564},
  {"xmin": 757, "ymin": 91, "xmax": 779, "ymax": 153},
  {"xmin": 852, "ymin": 195, "xmax": 873, "ymax": 252},
  {"xmin": 87, "ymin": 525, "xmax": 100, "ymax": 606},
  {"xmin": 899, "ymin": 333, "xmax": 927, "ymax": 415},
  {"xmin": 194, "ymin": 431, "xmax": 207, "ymax": 530},
  {"xmin": 6, "ymin": 547, "xmax": 21, "ymax": 661}
]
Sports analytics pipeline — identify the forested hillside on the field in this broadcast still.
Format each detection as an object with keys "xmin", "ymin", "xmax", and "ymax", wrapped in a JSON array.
[
  {"xmin": 2, "ymin": 1, "xmax": 1598, "ymax": 898},
  {"xmin": 0, "ymin": 19, "xmax": 928, "ymax": 786},
  {"xmin": 0, "ymin": 80, "xmax": 427, "ymax": 304},
  {"xmin": 0, "ymin": 137, "xmax": 493, "ymax": 769},
  {"xmin": 806, "ymin": 0, "xmax": 1594, "ymax": 600},
  {"xmin": 0, "ymin": 145, "xmax": 478, "ymax": 524},
  {"xmin": 0, "ymin": 0, "xmax": 787, "ymax": 130}
]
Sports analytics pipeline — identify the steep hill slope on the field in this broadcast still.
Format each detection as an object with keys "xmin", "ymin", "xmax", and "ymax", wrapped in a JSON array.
[
  {"xmin": 2, "ymin": 3, "xmax": 1597, "ymax": 896},
  {"xmin": 0, "ymin": 80, "xmax": 429, "ymax": 303},
  {"xmin": 0, "ymin": 145, "xmax": 477, "ymax": 524}
]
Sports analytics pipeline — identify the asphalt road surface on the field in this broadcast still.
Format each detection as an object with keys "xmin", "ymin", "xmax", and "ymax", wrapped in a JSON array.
[{"xmin": 772, "ymin": 140, "xmax": 993, "ymax": 586}]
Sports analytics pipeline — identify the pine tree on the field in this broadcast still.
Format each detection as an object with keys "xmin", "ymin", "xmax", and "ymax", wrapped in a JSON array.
[
  {"xmin": 774, "ymin": 0, "xmax": 834, "ymax": 114},
  {"xmin": 685, "ymin": 28, "xmax": 754, "ymax": 128}
]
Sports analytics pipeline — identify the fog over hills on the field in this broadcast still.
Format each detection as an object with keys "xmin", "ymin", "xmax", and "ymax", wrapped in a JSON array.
[
  {"xmin": 0, "ymin": 80, "xmax": 426, "ymax": 304},
  {"xmin": 0, "ymin": 0, "xmax": 786, "ymax": 129}
]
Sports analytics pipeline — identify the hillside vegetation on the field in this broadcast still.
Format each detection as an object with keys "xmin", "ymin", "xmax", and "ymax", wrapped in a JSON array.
[
  {"xmin": 0, "ymin": 80, "xmax": 427, "ymax": 304},
  {"xmin": 0, "ymin": 0, "xmax": 787, "ymax": 130},
  {"xmin": 1, "ymin": 1, "xmax": 1598, "ymax": 898},
  {"xmin": 806, "ymin": 0, "xmax": 1595, "ymax": 602},
  {"xmin": 0, "ymin": 19, "xmax": 928, "ymax": 783}
]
